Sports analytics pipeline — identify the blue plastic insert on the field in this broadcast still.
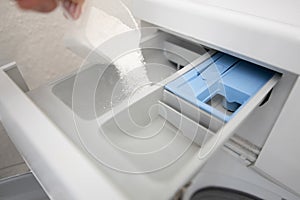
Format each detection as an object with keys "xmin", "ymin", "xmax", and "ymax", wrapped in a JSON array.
[{"xmin": 165, "ymin": 53, "xmax": 275, "ymax": 122}]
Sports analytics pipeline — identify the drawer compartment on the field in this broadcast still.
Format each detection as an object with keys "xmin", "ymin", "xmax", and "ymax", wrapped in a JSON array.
[{"xmin": 165, "ymin": 52, "xmax": 278, "ymax": 122}]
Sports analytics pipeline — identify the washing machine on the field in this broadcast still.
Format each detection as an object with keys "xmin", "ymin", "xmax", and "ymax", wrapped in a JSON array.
[{"xmin": 0, "ymin": 0, "xmax": 300, "ymax": 199}]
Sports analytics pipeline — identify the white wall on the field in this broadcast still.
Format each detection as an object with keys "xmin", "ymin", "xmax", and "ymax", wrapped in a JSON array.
[{"xmin": 0, "ymin": 1, "xmax": 83, "ymax": 89}]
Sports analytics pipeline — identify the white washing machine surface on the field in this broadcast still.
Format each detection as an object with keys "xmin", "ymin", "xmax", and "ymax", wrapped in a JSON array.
[{"xmin": 183, "ymin": 149, "xmax": 300, "ymax": 200}]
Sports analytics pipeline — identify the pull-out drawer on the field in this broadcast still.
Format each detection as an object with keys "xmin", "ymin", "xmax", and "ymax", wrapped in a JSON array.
[{"xmin": 0, "ymin": 30, "xmax": 283, "ymax": 200}]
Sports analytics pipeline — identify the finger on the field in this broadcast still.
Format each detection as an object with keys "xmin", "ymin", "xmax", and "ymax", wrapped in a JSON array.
[
  {"xmin": 63, "ymin": 0, "xmax": 84, "ymax": 20},
  {"xmin": 17, "ymin": 0, "xmax": 58, "ymax": 12},
  {"xmin": 73, "ymin": 3, "xmax": 82, "ymax": 19}
]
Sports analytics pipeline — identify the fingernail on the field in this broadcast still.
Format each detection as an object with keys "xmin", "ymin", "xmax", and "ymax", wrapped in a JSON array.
[{"xmin": 73, "ymin": 4, "xmax": 81, "ymax": 19}]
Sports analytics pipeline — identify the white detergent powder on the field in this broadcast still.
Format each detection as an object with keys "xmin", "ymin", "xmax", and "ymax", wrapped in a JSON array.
[{"xmin": 83, "ymin": 6, "xmax": 150, "ymax": 99}]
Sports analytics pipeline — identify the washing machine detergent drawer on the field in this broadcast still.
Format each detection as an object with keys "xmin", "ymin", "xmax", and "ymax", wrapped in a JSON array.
[{"xmin": 0, "ymin": 49, "xmax": 281, "ymax": 200}]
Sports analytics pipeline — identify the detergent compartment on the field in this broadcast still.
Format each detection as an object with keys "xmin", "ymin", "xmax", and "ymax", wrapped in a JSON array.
[{"xmin": 165, "ymin": 53, "xmax": 276, "ymax": 122}]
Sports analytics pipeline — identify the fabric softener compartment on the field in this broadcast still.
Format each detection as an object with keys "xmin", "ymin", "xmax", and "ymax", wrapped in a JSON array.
[{"xmin": 165, "ymin": 53, "xmax": 276, "ymax": 122}]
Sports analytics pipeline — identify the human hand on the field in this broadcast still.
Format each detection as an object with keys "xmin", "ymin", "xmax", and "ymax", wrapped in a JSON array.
[{"xmin": 17, "ymin": 0, "xmax": 85, "ymax": 19}]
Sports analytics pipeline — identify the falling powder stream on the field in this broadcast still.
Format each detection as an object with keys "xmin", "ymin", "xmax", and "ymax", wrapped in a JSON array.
[{"xmin": 82, "ymin": 1, "xmax": 150, "ymax": 103}]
